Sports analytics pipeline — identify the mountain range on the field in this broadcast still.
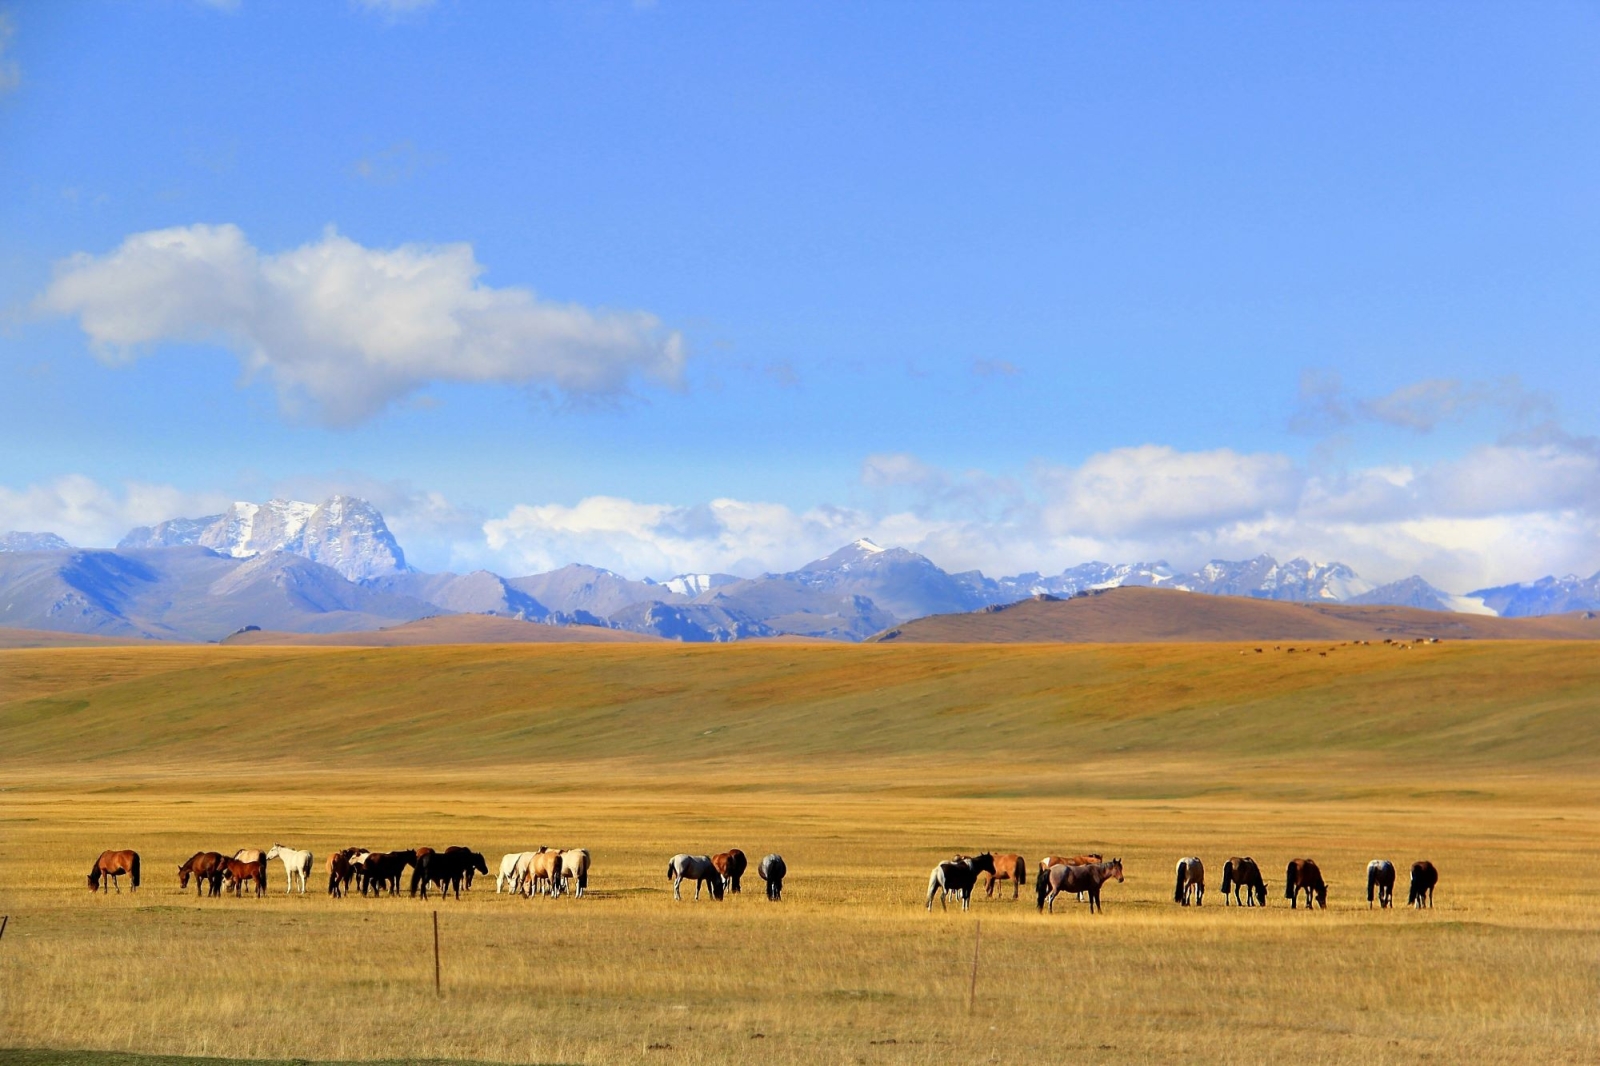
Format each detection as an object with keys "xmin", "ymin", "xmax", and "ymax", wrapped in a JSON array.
[{"xmin": 3, "ymin": 495, "xmax": 1597, "ymax": 642}]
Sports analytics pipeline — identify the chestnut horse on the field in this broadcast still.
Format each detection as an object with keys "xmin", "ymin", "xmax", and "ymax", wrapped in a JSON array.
[
  {"xmin": 712, "ymin": 849, "xmax": 748, "ymax": 894},
  {"xmin": 178, "ymin": 851, "xmax": 226, "ymax": 897},
  {"xmin": 88, "ymin": 850, "xmax": 140, "ymax": 893},
  {"xmin": 1408, "ymin": 861, "xmax": 1438, "ymax": 908},
  {"xmin": 220, "ymin": 856, "xmax": 267, "ymax": 897},
  {"xmin": 984, "ymin": 853, "xmax": 1027, "ymax": 899},
  {"xmin": 1220, "ymin": 857, "xmax": 1267, "ymax": 906},
  {"xmin": 1036, "ymin": 859, "xmax": 1124, "ymax": 914},
  {"xmin": 1284, "ymin": 858, "xmax": 1327, "ymax": 910}
]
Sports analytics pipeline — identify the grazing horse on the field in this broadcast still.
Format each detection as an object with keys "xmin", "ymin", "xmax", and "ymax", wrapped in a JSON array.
[
  {"xmin": 667, "ymin": 854, "xmax": 725, "ymax": 901},
  {"xmin": 1220, "ymin": 857, "xmax": 1267, "ymax": 906},
  {"xmin": 984, "ymin": 854, "xmax": 1027, "ymax": 900},
  {"xmin": 1366, "ymin": 860, "xmax": 1396, "ymax": 909},
  {"xmin": 712, "ymin": 849, "xmax": 748, "ymax": 895},
  {"xmin": 88, "ymin": 850, "xmax": 140, "ymax": 893},
  {"xmin": 1408, "ymin": 861, "xmax": 1438, "ymax": 908},
  {"xmin": 497, "ymin": 851, "xmax": 535, "ymax": 894},
  {"xmin": 925, "ymin": 853, "xmax": 996, "ymax": 912},
  {"xmin": 326, "ymin": 850, "xmax": 356, "ymax": 898},
  {"xmin": 361, "ymin": 850, "xmax": 416, "ymax": 897},
  {"xmin": 524, "ymin": 849, "xmax": 565, "ymax": 897},
  {"xmin": 1174, "ymin": 856, "xmax": 1205, "ymax": 906},
  {"xmin": 178, "ymin": 851, "xmax": 226, "ymax": 897},
  {"xmin": 220, "ymin": 856, "xmax": 267, "ymax": 897},
  {"xmin": 266, "ymin": 844, "xmax": 313, "ymax": 894},
  {"xmin": 1284, "ymin": 858, "xmax": 1328, "ymax": 910},
  {"xmin": 758, "ymin": 854, "xmax": 787, "ymax": 901},
  {"xmin": 232, "ymin": 850, "xmax": 267, "ymax": 893},
  {"xmin": 559, "ymin": 849, "xmax": 591, "ymax": 898},
  {"xmin": 412, "ymin": 849, "xmax": 487, "ymax": 900},
  {"xmin": 1036, "ymin": 859, "xmax": 1124, "ymax": 914}
]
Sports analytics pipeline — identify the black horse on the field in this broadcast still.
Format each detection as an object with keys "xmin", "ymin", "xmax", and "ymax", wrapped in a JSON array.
[
  {"xmin": 1408, "ymin": 861, "xmax": 1438, "ymax": 908},
  {"xmin": 411, "ymin": 848, "xmax": 489, "ymax": 900},
  {"xmin": 758, "ymin": 853, "xmax": 787, "ymax": 901},
  {"xmin": 1221, "ymin": 857, "xmax": 1267, "ymax": 906}
]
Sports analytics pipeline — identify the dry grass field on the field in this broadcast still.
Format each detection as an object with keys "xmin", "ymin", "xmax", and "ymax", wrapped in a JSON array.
[{"xmin": 3, "ymin": 640, "xmax": 1600, "ymax": 1065}]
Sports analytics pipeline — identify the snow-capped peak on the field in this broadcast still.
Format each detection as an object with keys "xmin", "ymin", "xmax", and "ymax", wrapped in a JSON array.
[{"xmin": 853, "ymin": 538, "xmax": 886, "ymax": 554}]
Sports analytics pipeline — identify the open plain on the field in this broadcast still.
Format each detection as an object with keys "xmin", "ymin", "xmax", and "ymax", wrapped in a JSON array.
[{"xmin": 3, "ymin": 639, "xmax": 1599, "ymax": 1065}]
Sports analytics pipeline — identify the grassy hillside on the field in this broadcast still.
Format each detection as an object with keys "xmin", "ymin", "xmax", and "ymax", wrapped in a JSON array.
[{"xmin": 5, "ymin": 640, "xmax": 1600, "ymax": 780}]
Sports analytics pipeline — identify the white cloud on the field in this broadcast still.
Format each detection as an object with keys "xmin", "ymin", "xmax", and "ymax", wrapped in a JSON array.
[
  {"xmin": 38, "ymin": 224, "xmax": 686, "ymax": 425},
  {"xmin": 0, "ymin": 476, "xmax": 232, "ymax": 549}
]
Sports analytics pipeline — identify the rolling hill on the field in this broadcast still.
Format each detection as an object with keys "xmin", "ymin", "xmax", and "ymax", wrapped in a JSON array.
[{"xmin": 870, "ymin": 586, "xmax": 1600, "ymax": 643}]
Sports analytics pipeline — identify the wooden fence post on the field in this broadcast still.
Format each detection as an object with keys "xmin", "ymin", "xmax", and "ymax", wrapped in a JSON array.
[
  {"xmin": 432, "ymin": 910, "xmax": 441, "ymax": 997},
  {"xmin": 967, "ymin": 919, "xmax": 981, "ymax": 1012}
]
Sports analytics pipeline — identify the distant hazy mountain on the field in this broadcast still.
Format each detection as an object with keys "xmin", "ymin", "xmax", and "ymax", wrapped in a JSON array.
[
  {"xmin": 0, "ymin": 531, "xmax": 73, "ymax": 552},
  {"xmin": 1346, "ymin": 575, "xmax": 1493, "ymax": 614},
  {"xmin": 119, "ymin": 495, "xmax": 408, "ymax": 580},
  {"xmin": 0, "ymin": 546, "xmax": 433, "ymax": 641},
  {"xmin": 505, "ymin": 564, "xmax": 681, "ymax": 618},
  {"xmin": 607, "ymin": 600, "xmax": 776, "ymax": 642},
  {"xmin": 1470, "ymin": 572, "xmax": 1600, "ymax": 617}
]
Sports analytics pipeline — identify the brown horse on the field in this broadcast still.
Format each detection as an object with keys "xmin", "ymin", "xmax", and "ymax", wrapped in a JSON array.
[
  {"xmin": 1408, "ymin": 861, "xmax": 1438, "ymax": 908},
  {"xmin": 1220, "ymin": 857, "xmax": 1267, "ymax": 906},
  {"xmin": 1284, "ymin": 858, "xmax": 1327, "ymax": 910},
  {"xmin": 712, "ymin": 849, "xmax": 748, "ymax": 895},
  {"xmin": 220, "ymin": 856, "xmax": 267, "ymax": 897},
  {"xmin": 984, "ymin": 853, "xmax": 1027, "ymax": 899},
  {"xmin": 88, "ymin": 850, "xmax": 140, "ymax": 893},
  {"xmin": 178, "ymin": 851, "xmax": 226, "ymax": 897},
  {"xmin": 1036, "ymin": 859, "xmax": 1123, "ymax": 914},
  {"xmin": 1040, "ymin": 854, "xmax": 1102, "ymax": 900}
]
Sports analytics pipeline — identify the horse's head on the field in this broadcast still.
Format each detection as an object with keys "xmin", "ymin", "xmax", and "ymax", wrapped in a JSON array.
[
  {"xmin": 87, "ymin": 869, "xmax": 99, "ymax": 890},
  {"xmin": 1107, "ymin": 858, "xmax": 1125, "ymax": 882},
  {"xmin": 1254, "ymin": 882, "xmax": 1268, "ymax": 906},
  {"xmin": 972, "ymin": 853, "xmax": 996, "ymax": 875},
  {"xmin": 178, "ymin": 866, "xmax": 191, "ymax": 888},
  {"xmin": 1314, "ymin": 884, "xmax": 1328, "ymax": 909},
  {"xmin": 266, "ymin": 845, "xmax": 282, "ymax": 861},
  {"xmin": 472, "ymin": 852, "xmax": 489, "ymax": 875}
]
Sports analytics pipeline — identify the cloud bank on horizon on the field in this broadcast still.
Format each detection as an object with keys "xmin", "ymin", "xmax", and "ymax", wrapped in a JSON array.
[{"xmin": 2, "ymin": 4, "xmax": 1598, "ymax": 594}]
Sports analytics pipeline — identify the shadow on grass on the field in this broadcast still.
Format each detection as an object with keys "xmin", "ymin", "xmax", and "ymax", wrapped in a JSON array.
[{"xmin": 0, "ymin": 1052, "xmax": 574, "ymax": 1066}]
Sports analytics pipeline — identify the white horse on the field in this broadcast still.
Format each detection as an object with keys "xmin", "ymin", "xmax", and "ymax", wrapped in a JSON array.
[
  {"xmin": 559, "ymin": 848, "xmax": 590, "ymax": 898},
  {"xmin": 497, "ymin": 851, "xmax": 536, "ymax": 894},
  {"xmin": 266, "ymin": 844, "xmax": 314, "ymax": 894},
  {"xmin": 667, "ymin": 854, "xmax": 724, "ymax": 901}
]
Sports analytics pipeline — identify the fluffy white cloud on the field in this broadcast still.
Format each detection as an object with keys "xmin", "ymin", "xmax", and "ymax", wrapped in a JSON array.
[
  {"xmin": 0, "ymin": 476, "xmax": 233, "ymax": 549},
  {"xmin": 0, "ymin": 13, "xmax": 21, "ymax": 96},
  {"xmin": 39, "ymin": 224, "xmax": 686, "ymax": 425}
]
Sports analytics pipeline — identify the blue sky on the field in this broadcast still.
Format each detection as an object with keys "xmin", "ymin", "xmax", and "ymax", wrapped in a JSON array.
[{"xmin": 2, "ymin": 1, "xmax": 1598, "ymax": 588}]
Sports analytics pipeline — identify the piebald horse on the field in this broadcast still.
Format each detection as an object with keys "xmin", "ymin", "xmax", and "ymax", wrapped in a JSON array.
[
  {"xmin": 1220, "ymin": 857, "xmax": 1267, "ymax": 906},
  {"xmin": 1408, "ymin": 861, "xmax": 1438, "ymax": 908},
  {"xmin": 88, "ymin": 850, "xmax": 140, "ymax": 893},
  {"xmin": 668, "ymin": 854, "xmax": 725, "ymax": 901},
  {"xmin": 1036, "ymin": 859, "xmax": 1124, "ymax": 914},
  {"xmin": 1366, "ymin": 859, "xmax": 1396, "ymax": 909},
  {"xmin": 266, "ymin": 844, "xmax": 313, "ymax": 894},
  {"xmin": 1173, "ymin": 856, "xmax": 1204, "ymax": 906},
  {"xmin": 925, "ymin": 853, "xmax": 996, "ymax": 912}
]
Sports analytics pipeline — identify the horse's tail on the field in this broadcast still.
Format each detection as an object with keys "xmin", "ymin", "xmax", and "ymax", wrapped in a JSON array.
[
  {"xmin": 130, "ymin": 852, "xmax": 141, "ymax": 889},
  {"xmin": 1366, "ymin": 864, "xmax": 1376, "ymax": 903},
  {"xmin": 667, "ymin": 860, "xmax": 676, "ymax": 881},
  {"xmin": 1035, "ymin": 868, "xmax": 1050, "ymax": 911},
  {"xmin": 1284, "ymin": 861, "xmax": 1297, "ymax": 900},
  {"xmin": 1173, "ymin": 861, "xmax": 1186, "ymax": 903},
  {"xmin": 1220, "ymin": 862, "xmax": 1234, "ymax": 895}
]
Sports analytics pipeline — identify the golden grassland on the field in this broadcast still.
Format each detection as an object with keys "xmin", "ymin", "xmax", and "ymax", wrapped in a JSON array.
[{"xmin": 3, "ymin": 640, "xmax": 1600, "ymax": 1064}]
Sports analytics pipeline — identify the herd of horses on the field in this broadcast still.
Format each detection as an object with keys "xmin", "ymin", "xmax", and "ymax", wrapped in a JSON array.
[{"xmin": 90, "ymin": 846, "xmax": 1441, "ymax": 913}]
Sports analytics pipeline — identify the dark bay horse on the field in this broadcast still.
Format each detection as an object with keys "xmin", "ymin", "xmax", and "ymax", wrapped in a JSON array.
[
  {"xmin": 758, "ymin": 854, "xmax": 786, "ymax": 901},
  {"xmin": 1284, "ymin": 858, "xmax": 1327, "ymax": 910},
  {"xmin": 88, "ymin": 850, "xmax": 140, "ymax": 893},
  {"xmin": 1408, "ymin": 861, "xmax": 1438, "ymax": 908},
  {"xmin": 1036, "ymin": 859, "xmax": 1124, "ymax": 914},
  {"xmin": 1174, "ymin": 856, "xmax": 1204, "ymax": 906},
  {"xmin": 712, "ymin": 849, "xmax": 748, "ymax": 894},
  {"xmin": 178, "ymin": 851, "xmax": 226, "ymax": 897},
  {"xmin": 984, "ymin": 853, "xmax": 1027, "ymax": 900},
  {"xmin": 360, "ymin": 850, "xmax": 416, "ymax": 897},
  {"xmin": 1367, "ymin": 860, "xmax": 1396, "ymax": 909},
  {"xmin": 925, "ymin": 853, "xmax": 996, "ymax": 912},
  {"xmin": 1220, "ymin": 857, "xmax": 1267, "ymax": 906}
]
